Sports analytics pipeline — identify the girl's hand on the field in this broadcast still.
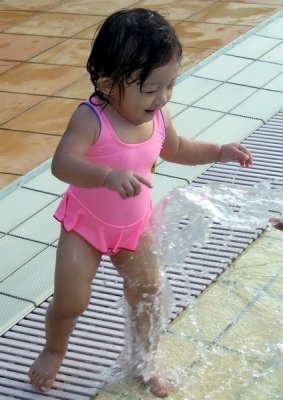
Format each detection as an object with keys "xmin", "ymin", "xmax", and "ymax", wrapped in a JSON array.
[
  {"xmin": 104, "ymin": 170, "xmax": 152, "ymax": 199},
  {"xmin": 218, "ymin": 143, "xmax": 253, "ymax": 167}
]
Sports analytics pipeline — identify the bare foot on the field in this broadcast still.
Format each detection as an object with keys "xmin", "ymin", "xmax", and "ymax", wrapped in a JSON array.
[
  {"xmin": 142, "ymin": 375, "xmax": 172, "ymax": 398},
  {"xmin": 28, "ymin": 347, "xmax": 65, "ymax": 392}
]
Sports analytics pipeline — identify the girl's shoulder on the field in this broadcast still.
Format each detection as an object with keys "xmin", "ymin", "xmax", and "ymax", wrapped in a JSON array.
[
  {"xmin": 63, "ymin": 100, "xmax": 101, "ymax": 144},
  {"xmin": 77, "ymin": 99, "xmax": 102, "ymax": 125}
]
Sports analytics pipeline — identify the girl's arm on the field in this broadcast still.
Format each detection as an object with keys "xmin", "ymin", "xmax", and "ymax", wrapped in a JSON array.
[
  {"xmin": 159, "ymin": 106, "xmax": 253, "ymax": 167},
  {"xmin": 51, "ymin": 104, "xmax": 112, "ymax": 187}
]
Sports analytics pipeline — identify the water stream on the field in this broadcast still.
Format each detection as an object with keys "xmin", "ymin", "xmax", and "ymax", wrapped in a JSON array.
[{"xmin": 98, "ymin": 179, "xmax": 283, "ymax": 399}]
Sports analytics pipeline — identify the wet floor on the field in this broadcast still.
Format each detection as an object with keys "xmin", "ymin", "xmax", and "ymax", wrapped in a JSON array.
[
  {"xmin": 94, "ymin": 182, "xmax": 283, "ymax": 399},
  {"xmin": 103, "ymin": 229, "xmax": 283, "ymax": 399}
]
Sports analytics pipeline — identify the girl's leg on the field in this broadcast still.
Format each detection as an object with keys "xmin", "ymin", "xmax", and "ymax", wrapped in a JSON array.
[
  {"xmin": 28, "ymin": 227, "xmax": 101, "ymax": 392},
  {"xmin": 111, "ymin": 233, "xmax": 169, "ymax": 398}
]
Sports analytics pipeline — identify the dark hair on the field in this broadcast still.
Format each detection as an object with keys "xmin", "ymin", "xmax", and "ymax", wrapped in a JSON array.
[{"xmin": 87, "ymin": 8, "xmax": 182, "ymax": 104}]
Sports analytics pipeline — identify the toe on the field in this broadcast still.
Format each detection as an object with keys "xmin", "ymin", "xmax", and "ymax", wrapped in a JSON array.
[
  {"xmin": 40, "ymin": 378, "xmax": 54, "ymax": 392},
  {"xmin": 145, "ymin": 377, "xmax": 168, "ymax": 398},
  {"xmin": 33, "ymin": 375, "xmax": 53, "ymax": 392},
  {"xmin": 151, "ymin": 387, "xmax": 168, "ymax": 398},
  {"xmin": 27, "ymin": 368, "xmax": 34, "ymax": 381}
]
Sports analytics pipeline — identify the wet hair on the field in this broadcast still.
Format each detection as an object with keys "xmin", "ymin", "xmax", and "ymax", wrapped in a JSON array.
[{"xmin": 87, "ymin": 8, "xmax": 182, "ymax": 104}]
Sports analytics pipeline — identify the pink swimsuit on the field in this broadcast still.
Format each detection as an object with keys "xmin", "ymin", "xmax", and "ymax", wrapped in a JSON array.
[{"xmin": 54, "ymin": 100, "xmax": 166, "ymax": 255}]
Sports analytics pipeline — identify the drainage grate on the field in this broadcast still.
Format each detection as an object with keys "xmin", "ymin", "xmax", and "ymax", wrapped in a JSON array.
[{"xmin": 1, "ymin": 110, "xmax": 283, "ymax": 399}]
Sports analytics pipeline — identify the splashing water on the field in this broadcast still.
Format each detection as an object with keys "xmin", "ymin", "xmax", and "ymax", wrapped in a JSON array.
[
  {"xmin": 97, "ymin": 179, "xmax": 283, "ymax": 399},
  {"xmin": 151, "ymin": 179, "xmax": 283, "ymax": 267}
]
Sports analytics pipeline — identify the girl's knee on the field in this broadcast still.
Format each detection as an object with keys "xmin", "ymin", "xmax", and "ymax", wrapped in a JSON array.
[
  {"xmin": 125, "ymin": 276, "xmax": 161, "ymax": 295},
  {"xmin": 124, "ymin": 279, "xmax": 163, "ymax": 311},
  {"xmin": 141, "ymin": 281, "xmax": 162, "ymax": 297},
  {"xmin": 51, "ymin": 293, "xmax": 90, "ymax": 319}
]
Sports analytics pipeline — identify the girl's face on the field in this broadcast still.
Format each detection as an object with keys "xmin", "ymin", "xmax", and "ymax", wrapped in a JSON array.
[{"xmin": 111, "ymin": 61, "xmax": 179, "ymax": 125}]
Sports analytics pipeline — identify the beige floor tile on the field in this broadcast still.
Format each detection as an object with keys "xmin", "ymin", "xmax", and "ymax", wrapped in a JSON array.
[
  {"xmin": 0, "ymin": 0, "xmax": 62, "ymax": 11},
  {"xmin": 241, "ymin": 363, "xmax": 283, "ymax": 400},
  {"xmin": 0, "ymin": 174, "xmax": 19, "ymax": 190},
  {"xmin": 99, "ymin": 343, "xmax": 275, "ymax": 399},
  {"xmin": 169, "ymin": 19, "xmax": 182, "ymax": 27},
  {"xmin": 219, "ymin": 230, "xmax": 283, "ymax": 290},
  {"xmin": 30, "ymin": 38, "xmax": 91, "ymax": 67},
  {"xmin": 133, "ymin": 0, "xmax": 214, "ymax": 21},
  {"xmin": 0, "ymin": 129, "xmax": 60, "ymax": 175},
  {"xmin": 6, "ymin": 12, "xmax": 102, "ymax": 37},
  {"xmin": 265, "ymin": 274, "xmax": 283, "ymax": 297},
  {"xmin": 0, "ymin": 10, "xmax": 34, "ymax": 31},
  {"xmin": 220, "ymin": 262, "xmax": 283, "ymax": 294},
  {"xmin": 219, "ymin": 0, "xmax": 283, "ymax": 6},
  {"xmin": 92, "ymin": 393, "xmax": 126, "ymax": 400},
  {"xmin": 175, "ymin": 21, "xmax": 251, "ymax": 49},
  {"xmin": 159, "ymin": 332, "xmax": 199, "ymax": 370},
  {"xmin": 3, "ymin": 97, "xmax": 80, "ymax": 135},
  {"xmin": 0, "ymin": 63, "xmax": 85, "ymax": 95},
  {"xmin": 220, "ymin": 294, "xmax": 283, "ymax": 362},
  {"xmin": 197, "ymin": 230, "xmax": 283, "ymax": 386},
  {"xmin": 189, "ymin": 2, "xmax": 282, "ymax": 26},
  {"xmin": 74, "ymin": 20, "xmax": 105, "ymax": 39},
  {"xmin": 176, "ymin": 348, "xmax": 267, "ymax": 400},
  {"xmin": 49, "ymin": 0, "xmax": 135, "ymax": 15},
  {"xmin": 180, "ymin": 47, "xmax": 215, "ymax": 73},
  {"xmin": 168, "ymin": 281, "xmax": 253, "ymax": 343},
  {"xmin": 0, "ymin": 61, "xmax": 19, "ymax": 73},
  {"xmin": 0, "ymin": 33, "xmax": 63, "ymax": 62},
  {"xmin": 56, "ymin": 74, "xmax": 93, "ymax": 99},
  {"xmin": 0, "ymin": 93, "xmax": 46, "ymax": 125}
]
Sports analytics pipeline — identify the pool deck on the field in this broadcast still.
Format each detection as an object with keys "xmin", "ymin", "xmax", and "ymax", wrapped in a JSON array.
[{"xmin": 1, "ymin": 1, "xmax": 283, "ymax": 399}]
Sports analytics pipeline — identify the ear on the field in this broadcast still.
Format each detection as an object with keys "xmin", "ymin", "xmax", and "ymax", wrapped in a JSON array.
[{"xmin": 96, "ymin": 77, "xmax": 113, "ymax": 96}]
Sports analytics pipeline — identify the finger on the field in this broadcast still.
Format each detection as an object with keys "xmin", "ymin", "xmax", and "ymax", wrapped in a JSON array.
[
  {"xmin": 243, "ymin": 155, "xmax": 253, "ymax": 167},
  {"xmin": 134, "ymin": 173, "xmax": 152, "ymax": 188},
  {"xmin": 238, "ymin": 145, "xmax": 253, "ymax": 165},
  {"xmin": 121, "ymin": 182, "xmax": 136, "ymax": 198},
  {"xmin": 121, "ymin": 184, "xmax": 132, "ymax": 199},
  {"xmin": 235, "ymin": 150, "xmax": 251, "ymax": 166},
  {"xmin": 247, "ymin": 153, "xmax": 253, "ymax": 166},
  {"xmin": 243, "ymin": 157, "xmax": 251, "ymax": 167},
  {"xmin": 117, "ymin": 183, "xmax": 128, "ymax": 199},
  {"xmin": 130, "ymin": 178, "xmax": 141, "ymax": 196},
  {"xmin": 119, "ymin": 190, "xmax": 127, "ymax": 199}
]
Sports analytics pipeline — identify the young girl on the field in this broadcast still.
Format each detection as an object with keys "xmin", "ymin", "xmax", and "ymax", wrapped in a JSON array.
[{"xmin": 28, "ymin": 8, "xmax": 253, "ymax": 398}]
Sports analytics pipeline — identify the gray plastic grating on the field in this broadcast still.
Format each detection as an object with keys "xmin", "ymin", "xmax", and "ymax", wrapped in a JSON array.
[{"xmin": 0, "ymin": 109, "xmax": 283, "ymax": 399}]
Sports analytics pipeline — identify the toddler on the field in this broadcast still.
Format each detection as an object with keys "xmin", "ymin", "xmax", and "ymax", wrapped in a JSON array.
[{"xmin": 28, "ymin": 8, "xmax": 253, "ymax": 398}]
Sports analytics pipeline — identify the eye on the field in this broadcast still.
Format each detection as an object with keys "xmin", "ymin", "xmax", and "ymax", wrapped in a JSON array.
[{"xmin": 143, "ymin": 90, "xmax": 156, "ymax": 94}]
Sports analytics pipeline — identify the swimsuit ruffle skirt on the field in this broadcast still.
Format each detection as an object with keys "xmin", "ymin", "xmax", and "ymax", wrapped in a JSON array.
[{"xmin": 54, "ymin": 100, "xmax": 165, "ymax": 255}]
